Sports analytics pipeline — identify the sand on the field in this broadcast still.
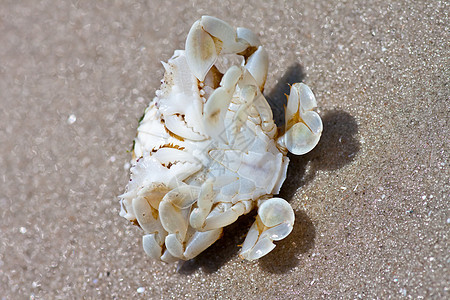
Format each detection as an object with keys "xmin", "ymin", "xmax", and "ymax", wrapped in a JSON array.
[{"xmin": 1, "ymin": 0, "xmax": 448, "ymax": 298}]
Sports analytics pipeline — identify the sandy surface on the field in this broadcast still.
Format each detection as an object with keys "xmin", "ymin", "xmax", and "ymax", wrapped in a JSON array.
[{"xmin": 1, "ymin": 0, "xmax": 448, "ymax": 299}]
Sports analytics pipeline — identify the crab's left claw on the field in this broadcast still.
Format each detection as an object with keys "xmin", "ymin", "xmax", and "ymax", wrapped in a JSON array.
[
  {"xmin": 239, "ymin": 198, "xmax": 294, "ymax": 260},
  {"xmin": 278, "ymin": 83, "xmax": 323, "ymax": 155},
  {"xmin": 185, "ymin": 19, "xmax": 218, "ymax": 82},
  {"xmin": 186, "ymin": 16, "xmax": 257, "ymax": 81}
]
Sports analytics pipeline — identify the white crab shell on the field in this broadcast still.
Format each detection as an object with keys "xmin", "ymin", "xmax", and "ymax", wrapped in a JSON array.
[{"xmin": 120, "ymin": 16, "xmax": 322, "ymax": 262}]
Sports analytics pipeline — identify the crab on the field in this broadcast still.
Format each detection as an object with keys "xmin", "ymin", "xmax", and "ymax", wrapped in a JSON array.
[{"xmin": 119, "ymin": 16, "xmax": 322, "ymax": 262}]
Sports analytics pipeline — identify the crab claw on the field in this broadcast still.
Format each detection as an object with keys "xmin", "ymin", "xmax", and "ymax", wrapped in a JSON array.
[
  {"xmin": 185, "ymin": 19, "xmax": 218, "ymax": 82},
  {"xmin": 186, "ymin": 16, "xmax": 251, "ymax": 81},
  {"xmin": 278, "ymin": 83, "xmax": 323, "ymax": 155},
  {"xmin": 239, "ymin": 198, "xmax": 295, "ymax": 260}
]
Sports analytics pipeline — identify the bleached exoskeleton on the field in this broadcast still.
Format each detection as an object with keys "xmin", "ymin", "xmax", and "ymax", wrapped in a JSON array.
[{"xmin": 119, "ymin": 16, "xmax": 322, "ymax": 262}]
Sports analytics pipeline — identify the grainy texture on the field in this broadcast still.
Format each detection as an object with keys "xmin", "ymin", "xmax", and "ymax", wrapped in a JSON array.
[{"xmin": 0, "ymin": 0, "xmax": 448, "ymax": 299}]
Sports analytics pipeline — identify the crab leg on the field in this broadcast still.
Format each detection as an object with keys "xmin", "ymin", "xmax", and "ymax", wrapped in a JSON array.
[
  {"xmin": 203, "ymin": 66, "xmax": 242, "ymax": 139},
  {"xmin": 183, "ymin": 228, "xmax": 223, "ymax": 259},
  {"xmin": 200, "ymin": 200, "xmax": 253, "ymax": 231},
  {"xmin": 277, "ymin": 83, "xmax": 323, "ymax": 155},
  {"xmin": 239, "ymin": 197, "xmax": 295, "ymax": 260},
  {"xmin": 120, "ymin": 182, "xmax": 169, "ymax": 260},
  {"xmin": 158, "ymin": 180, "xmax": 223, "ymax": 260},
  {"xmin": 241, "ymin": 46, "xmax": 268, "ymax": 91},
  {"xmin": 252, "ymin": 92, "xmax": 277, "ymax": 138},
  {"xmin": 142, "ymin": 233, "xmax": 165, "ymax": 260},
  {"xmin": 189, "ymin": 180, "xmax": 215, "ymax": 229},
  {"xmin": 190, "ymin": 179, "xmax": 253, "ymax": 232},
  {"xmin": 159, "ymin": 185, "xmax": 200, "ymax": 258},
  {"xmin": 227, "ymin": 85, "xmax": 258, "ymax": 143}
]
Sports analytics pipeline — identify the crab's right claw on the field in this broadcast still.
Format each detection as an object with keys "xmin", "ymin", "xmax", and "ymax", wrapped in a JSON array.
[
  {"xmin": 280, "ymin": 83, "xmax": 323, "ymax": 155},
  {"xmin": 239, "ymin": 198, "xmax": 295, "ymax": 260}
]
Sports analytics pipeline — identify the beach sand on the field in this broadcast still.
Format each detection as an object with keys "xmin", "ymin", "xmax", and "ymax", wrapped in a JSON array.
[{"xmin": 1, "ymin": 1, "xmax": 448, "ymax": 298}]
